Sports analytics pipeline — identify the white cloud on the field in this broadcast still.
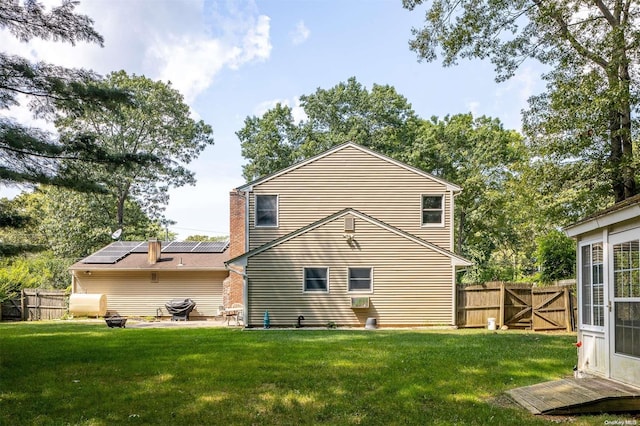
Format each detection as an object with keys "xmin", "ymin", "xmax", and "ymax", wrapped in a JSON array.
[
  {"xmin": 0, "ymin": 1, "xmax": 272, "ymax": 105},
  {"xmin": 466, "ymin": 101, "xmax": 480, "ymax": 117},
  {"xmin": 291, "ymin": 20, "xmax": 310, "ymax": 46},
  {"xmin": 254, "ymin": 97, "xmax": 308, "ymax": 123}
]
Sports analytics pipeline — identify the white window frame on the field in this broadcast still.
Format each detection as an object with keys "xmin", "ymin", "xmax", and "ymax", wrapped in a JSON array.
[
  {"xmin": 608, "ymin": 233, "xmax": 640, "ymax": 358},
  {"xmin": 420, "ymin": 194, "xmax": 445, "ymax": 227},
  {"xmin": 254, "ymin": 194, "xmax": 279, "ymax": 228},
  {"xmin": 579, "ymin": 239, "xmax": 605, "ymax": 332},
  {"xmin": 303, "ymin": 267, "xmax": 330, "ymax": 293},
  {"xmin": 347, "ymin": 267, "xmax": 374, "ymax": 294}
]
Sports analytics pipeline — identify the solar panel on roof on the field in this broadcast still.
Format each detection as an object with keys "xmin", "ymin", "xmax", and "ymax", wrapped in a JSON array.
[
  {"xmin": 82, "ymin": 239, "xmax": 229, "ymax": 264},
  {"xmin": 191, "ymin": 241, "xmax": 229, "ymax": 252}
]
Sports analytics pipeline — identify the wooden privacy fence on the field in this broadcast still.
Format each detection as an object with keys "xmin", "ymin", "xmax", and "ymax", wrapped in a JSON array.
[
  {"xmin": 0, "ymin": 289, "xmax": 68, "ymax": 321},
  {"xmin": 457, "ymin": 282, "xmax": 577, "ymax": 331}
]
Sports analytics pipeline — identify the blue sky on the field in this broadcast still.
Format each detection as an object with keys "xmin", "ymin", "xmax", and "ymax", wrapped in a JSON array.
[{"xmin": 1, "ymin": 0, "xmax": 543, "ymax": 239}]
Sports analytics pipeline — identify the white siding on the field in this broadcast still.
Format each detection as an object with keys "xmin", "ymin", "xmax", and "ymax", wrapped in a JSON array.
[
  {"xmin": 579, "ymin": 330, "xmax": 606, "ymax": 376},
  {"xmin": 246, "ymin": 214, "xmax": 454, "ymax": 327},
  {"xmin": 74, "ymin": 271, "xmax": 226, "ymax": 318}
]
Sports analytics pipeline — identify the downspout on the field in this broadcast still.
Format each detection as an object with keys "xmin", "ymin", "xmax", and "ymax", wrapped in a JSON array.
[
  {"xmin": 451, "ymin": 188, "xmax": 461, "ymax": 327},
  {"xmin": 244, "ymin": 189, "xmax": 250, "ymax": 252},
  {"xmin": 244, "ymin": 189, "xmax": 250, "ymax": 326}
]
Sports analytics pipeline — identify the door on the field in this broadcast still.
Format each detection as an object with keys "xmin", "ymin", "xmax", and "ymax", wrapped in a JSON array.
[{"xmin": 609, "ymin": 238, "xmax": 640, "ymax": 387}]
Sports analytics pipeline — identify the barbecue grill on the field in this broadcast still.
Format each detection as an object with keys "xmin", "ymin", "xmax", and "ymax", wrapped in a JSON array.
[{"xmin": 165, "ymin": 298, "xmax": 196, "ymax": 321}]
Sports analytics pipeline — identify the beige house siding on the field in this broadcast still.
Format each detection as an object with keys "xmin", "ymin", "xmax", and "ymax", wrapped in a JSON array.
[
  {"xmin": 245, "ymin": 214, "xmax": 455, "ymax": 327},
  {"xmin": 73, "ymin": 270, "xmax": 226, "ymax": 318},
  {"xmin": 247, "ymin": 145, "xmax": 454, "ymax": 251}
]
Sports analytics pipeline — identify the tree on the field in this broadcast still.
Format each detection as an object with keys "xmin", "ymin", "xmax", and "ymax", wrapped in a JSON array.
[
  {"xmin": 237, "ymin": 77, "xmax": 420, "ymax": 181},
  {"xmin": 535, "ymin": 229, "xmax": 576, "ymax": 283},
  {"xmin": 402, "ymin": 0, "xmax": 639, "ymax": 203},
  {"xmin": 0, "ymin": 1, "xmax": 153, "ymax": 191},
  {"xmin": 237, "ymin": 103, "xmax": 304, "ymax": 182},
  {"xmin": 0, "ymin": 1, "xmax": 157, "ymax": 255},
  {"xmin": 12, "ymin": 186, "xmax": 161, "ymax": 258},
  {"xmin": 412, "ymin": 114, "xmax": 534, "ymax": 282},
  {"xmin": 55, "ymin": 71, "xmax": 214, "ymax": 234},
  {"xmin": 185, "ymin": 235, "xmax": 229, "ymax": 242}
]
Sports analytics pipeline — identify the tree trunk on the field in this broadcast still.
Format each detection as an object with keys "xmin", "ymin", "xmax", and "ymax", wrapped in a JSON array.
[{"xmin": 618, "ymin": 58, "xmax": 636, "ymax": 199}]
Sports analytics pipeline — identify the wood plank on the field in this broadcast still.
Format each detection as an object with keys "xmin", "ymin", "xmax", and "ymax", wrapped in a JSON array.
[{"xmin": 507, "ymin": 377, "xmax": 640, "ymax": 415}]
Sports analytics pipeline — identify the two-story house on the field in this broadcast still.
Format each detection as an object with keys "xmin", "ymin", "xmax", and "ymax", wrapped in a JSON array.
[{"xmin": 225, "ymin": 142, "xmax": 471, "ymax": 327}]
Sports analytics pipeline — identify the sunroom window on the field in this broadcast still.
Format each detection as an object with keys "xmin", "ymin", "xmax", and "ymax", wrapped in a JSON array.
[{"xmin": 581, "ymin": 242, "xmax": 604, "ymax": 327}]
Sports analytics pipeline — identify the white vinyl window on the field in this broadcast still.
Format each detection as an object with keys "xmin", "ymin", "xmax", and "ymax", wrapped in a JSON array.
[
  {"xmin": 612, "ymin": 240, "xmax": 640, "ymax": 358},
  {"xmin": 580, "ymin": 242, "xmax": 604, "ymax": 328},
  {"xmin": 255, "ymin": 194, "xmax": 278, "ymax": 227},
  {"xmin": 421, "ymin": 195, "xmax": 444, "ymax": 226}
]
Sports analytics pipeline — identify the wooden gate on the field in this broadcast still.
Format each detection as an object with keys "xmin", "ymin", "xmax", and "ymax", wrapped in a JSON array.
[
  {"xmin": 1, "ymin": 298, "xmax": 22, "ymax": 321},
  {"xmin": 457, "ymin": 282, "xmax": 576, "ymax": 331},
  {"xmin": 532, "ymin": 286, "xmax": 574, "ymax": 331}
]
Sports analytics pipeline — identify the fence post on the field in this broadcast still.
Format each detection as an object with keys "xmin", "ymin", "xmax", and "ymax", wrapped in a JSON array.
[
  {"xmin": 499, "ymin": 282, "xmax": 505, "ymax": 328},
  {"xmin": 563, "ymin": 286, "xmax": 572, "ymax": 332},
  {"xmin": 21, "ymin": 289, "xmax": 26, "ymax": 321}
]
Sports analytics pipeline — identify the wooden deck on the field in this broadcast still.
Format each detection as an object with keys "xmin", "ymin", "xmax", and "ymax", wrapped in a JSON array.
[{"xmin": 507, "ymin": 377, "xmax": 640, "ymax": 415}]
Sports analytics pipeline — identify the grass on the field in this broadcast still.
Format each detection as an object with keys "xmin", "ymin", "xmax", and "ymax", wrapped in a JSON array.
[{"xmin": 0, "ymin": 323, "xmax": 637, "ymax": 425}]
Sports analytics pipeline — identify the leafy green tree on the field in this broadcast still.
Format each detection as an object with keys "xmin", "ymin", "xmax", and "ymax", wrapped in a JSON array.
[
  {"xmin": 402, "ymin": 0, "xmax": 639, "ymax": 203},
  {"xmin": 0, "ymin": 1, "xmax": 157, "ymax": 257},
  {"xmin": 0, "ymin": 252, "xmax": 72, "ymax": 302},
  {"xmin": 237, "ymin": 77, "xmax": 420, "ymax": 181},
  {"xmin": 535, "ymin": 229, "xmax": 576, "ymax": 283},
  {"xmin": 238, "ymin": 104, "xmax": 304, "ymax": 182},
  {"xmin": 12, "ymin": 186, "xmax": 160, "ymax": 259},
  {"xmin": 56, "ymin": 71, "xmax": 214, "ymax": 234},
  {"xmin": 412, "ymin": 114, "xmax": 534, "ymax": 282}
]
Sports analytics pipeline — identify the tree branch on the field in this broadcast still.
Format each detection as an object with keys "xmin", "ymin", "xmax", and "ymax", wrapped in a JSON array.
[
  {"xmin": 532, "ymin": 0, "xmax": 609, "ymax": 69},
  {"xmin": 594, "ymin": 0, "xmax": 619, "ymax": 27}
]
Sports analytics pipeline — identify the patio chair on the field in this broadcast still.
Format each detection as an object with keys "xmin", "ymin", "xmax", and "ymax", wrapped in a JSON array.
[{"xmin": 231, "ymin": 303, "xmax": 244, "ymax": 326}]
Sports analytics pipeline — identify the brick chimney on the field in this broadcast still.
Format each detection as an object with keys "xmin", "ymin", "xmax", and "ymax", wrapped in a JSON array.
[
  {"xmin": 223, "ymin": 189, "xmax": 246, "ymax": 307},
  {"xmin": 148, "ymin": 238, "xmax": 161, "ymax": 264}
]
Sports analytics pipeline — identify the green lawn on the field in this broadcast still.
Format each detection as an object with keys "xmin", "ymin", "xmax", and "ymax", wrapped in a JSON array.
[{"xmin": 0, "ymin": 323, "xmax": 636, "ymax": 425}]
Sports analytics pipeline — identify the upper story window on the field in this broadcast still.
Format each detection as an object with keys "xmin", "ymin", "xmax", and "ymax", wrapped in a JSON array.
[
  {"xmin": 304, "ymin": 267, "xmax": 329, "ymax": 292},
  {"xmin": 255, "ymin": 194, "xmax": 278, "ymax": 227},
  {"xmin": 581, "ymin": 242, "xmax": 604, "ymax": 328},
  {"xmin": 421, "ymin": 195, "xmax": 444, "ymax": 226},
  {"xmin": 348, "ymin": 267, "xmax": 373, "ymax": 292}
]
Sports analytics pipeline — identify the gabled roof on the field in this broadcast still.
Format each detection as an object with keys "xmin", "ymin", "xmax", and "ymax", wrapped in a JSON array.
[
  {"xmin": 69, "ymin": 241, "xmax": 230, "ymax": 271},
  {"xmin": 225, "ymin": 208, "xmax": 472, "ymax": 267},
  {"xmin": 565, "ymin": 194, "xmax": 640, "ymax": 237},
  {"xmin": 236, "ymin": 142, "xmax": 462, "ymax": 192}
]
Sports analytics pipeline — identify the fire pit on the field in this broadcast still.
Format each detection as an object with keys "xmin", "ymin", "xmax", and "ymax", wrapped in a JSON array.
[
  {"xmin": 165, "ymin": 298, "xmax": 196, "ymax": 321},
  {"xmin": 105, "ymin": 316, "xmax": 127, "ymax": 328}
]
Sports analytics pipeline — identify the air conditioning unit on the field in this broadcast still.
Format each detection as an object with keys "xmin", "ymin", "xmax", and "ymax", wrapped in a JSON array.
[{"xmin": 350, "ymin": 296, "xmax": 369, "ymax": 309}]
